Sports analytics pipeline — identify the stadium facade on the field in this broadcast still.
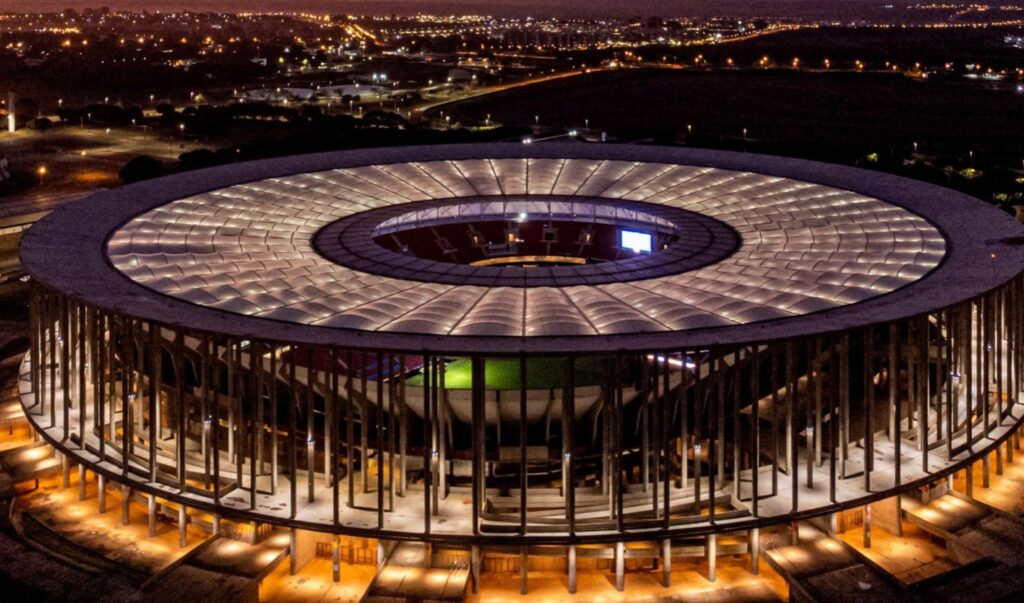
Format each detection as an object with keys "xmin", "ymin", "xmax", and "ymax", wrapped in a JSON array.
[{"xmin": 18, "ymin": 144, "xmax": 1024, "ymax": 594}]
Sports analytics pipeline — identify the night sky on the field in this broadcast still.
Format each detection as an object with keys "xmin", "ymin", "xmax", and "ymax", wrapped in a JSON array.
[{"xmin": 1, "ymin": 1, "xmax": 906, "ymax": 19}]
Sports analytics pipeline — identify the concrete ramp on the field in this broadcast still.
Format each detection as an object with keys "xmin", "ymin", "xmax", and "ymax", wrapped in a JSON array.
[
  {"xmin": 905, "ymin": 492, "xmax": 1024, "ymax": 567},
  {"xmin": 142, "ymin": 531, "xmax": 289, "ymax": 603},
  {"xmin": 764, "ymin": 523, "xmax": 907, "ymax": 602},
  {"xmin": 0, "ymin": 395, "xmax": 25, "ymax": 432},
  {"xmin": 0, "ymin": 442, "xmax": 58, "ymax": 496},
  {"xmin": 910, "ymin": 558, "xmax": 1024, "ymax": 602},
  {"xmin": 361, "ymin": 542, "xmax": 469, "ymax": 603}
]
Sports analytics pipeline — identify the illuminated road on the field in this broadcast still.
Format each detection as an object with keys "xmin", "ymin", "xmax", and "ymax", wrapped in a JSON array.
[
  {"xmin": 0, "ymin": 191, "xmax": 92, "ymax": 286},
  {"xmin": 0, "ymin": 190, "xmax": 91, "ymax": 222},
  {"xmin": 414, "ymin": 67, "xmax": 612, "ymax": 116},
  {"xmin": 414, "ymin": 25, "xmax": 808, "ymax": 119}
]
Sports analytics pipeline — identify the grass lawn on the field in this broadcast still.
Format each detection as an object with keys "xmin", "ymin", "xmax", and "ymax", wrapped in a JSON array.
[{"xmin": 435, "ymin": 66, "xmax": 1024, "ymax": 164}]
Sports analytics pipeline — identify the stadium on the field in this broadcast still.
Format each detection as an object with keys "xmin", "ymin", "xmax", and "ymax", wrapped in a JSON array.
[{"xmin": 15, "ymin": 143, "xmax": 1024, "ymax": 599}]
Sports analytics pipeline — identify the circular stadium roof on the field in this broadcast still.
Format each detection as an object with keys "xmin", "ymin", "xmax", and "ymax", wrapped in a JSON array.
[
  {"xmin": 21, "ymin": 144, "xmax": 1024, "ymax": 354},
  {"xmin": 312, "ymin": 195, "xmax": 743, "ymax": 287}
]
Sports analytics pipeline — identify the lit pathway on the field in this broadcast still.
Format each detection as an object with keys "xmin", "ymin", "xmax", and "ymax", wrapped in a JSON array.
[
  {"xmin": 904, "ymin": 492, "xmax": 1024, "ymax": 568},
  {"xmin": 143, "ymin": 531, "xmax": 289, "ymax": 602},
  {"xmin": 363, "ymin": 542, "xmax": 469, "ymax": 602},
  {"xmin": 469, "ymin": 555, "xmax": 786, "ymax": 603},
  {"xmin": 764, "ymin": 523, "xmax": 906, "ymax": 601}
]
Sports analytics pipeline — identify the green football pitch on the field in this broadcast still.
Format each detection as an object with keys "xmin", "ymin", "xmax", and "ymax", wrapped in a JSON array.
[{"xmin": 406, "ymin": 357, "xmax": 605, "ymax": 390}]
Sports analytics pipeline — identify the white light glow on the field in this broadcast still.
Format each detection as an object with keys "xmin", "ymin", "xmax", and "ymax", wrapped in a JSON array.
[{"xmin": 620, "ymin": 229, "xmax": 652, "ymax": 253}]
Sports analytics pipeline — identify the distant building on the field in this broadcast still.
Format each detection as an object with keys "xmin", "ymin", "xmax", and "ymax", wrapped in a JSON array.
[{"xmin": 447, "ymin": 68, "xmax": 474, "ymax": 83}]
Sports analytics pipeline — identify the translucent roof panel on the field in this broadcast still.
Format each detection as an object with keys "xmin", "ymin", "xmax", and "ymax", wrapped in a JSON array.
[{"xmin": 106, "ymin": 159, "xmax": 946, "ymax": 338}]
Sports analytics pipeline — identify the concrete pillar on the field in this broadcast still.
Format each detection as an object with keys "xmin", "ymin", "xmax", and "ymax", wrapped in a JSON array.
[
  {"xmin": 7, "ymin": 92, "xmax": 15, "ymax": 133},
  {"xmin": 178, "ymin": 505, "xmax": 187, "ymax": 548},
  {"xmin": 332, "ymin": 536, "xmax": 341, "ymax": 583},
  {"xmin": 97, "ymin": 475, "xmax": 106, "ymax": 513},
  {"xmin": 377, "ymin": 540, "xmax": 386, "ymax": 569},
  {"xmin": 212, "ymin": 514, "xmax": 221, "ymax": 537},
  {"xmin": 121, "ymin": 485, "xmax": 131, "ymax": 525},
  {"xmin": 872, "ymin": 496, "xmax": 903, "ymax": 537},
  {"xmin": 983, "ymin": 454, "xmax": 991, "ymax": 488},
  {"xmin": 614, "ymin": 541, "xmax": 624, "ymax": 592},
  {"xmin": 289, "ymin": 529, "xmax": 298, "ymax": 575},
  {"xmin": 791, "ymin": 520, "xmax": 799, "ymax": 546},
  {"xmin": 863, "ymin": 504, "xmax": 872, "ymax": 548},
  {"xmin": 61, "ymin": 453, "xmax": 70, "ymax": 488},
  {"xmin": 288, "ymin": 528, "xmax": 320, "ymax": 575},
  {"xmin": 828, "ymin": 512, "xmax": 838, "ymax": 535},
  {"xmin": 750, "ymin": 528, "xmax": 760, "ymax": 575},
  {"xmin": 707, "ymin": 534, "xmax": 717, "ymax": 583},
  {"xmin": 147, "ymin": 495, "xmax": 156, "ymax": 537},
  {"xmin": 78, "ymin": 465, "xmax": 87, "ymax": 501},
  {"xmin": 661, "ymin": 538, "xmax": 671, "ymax": 587},
  {"xmin": 892, "ymin": 497, "xmax": 905, "ymax": 536},
  {"xmin": 996, "ymin": 447, "xmax": 1004, "ymax": 476},
  {"xmin": 568, "ymin": 544, "xmax": 577, "ymax": 594},
  {"xmin": 471, "ymin": 545, "xmax": 481, "ymax": 594},
  {"xmin": 519, "ymin": 547, "xmax": 528, "ymax": 595}
]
